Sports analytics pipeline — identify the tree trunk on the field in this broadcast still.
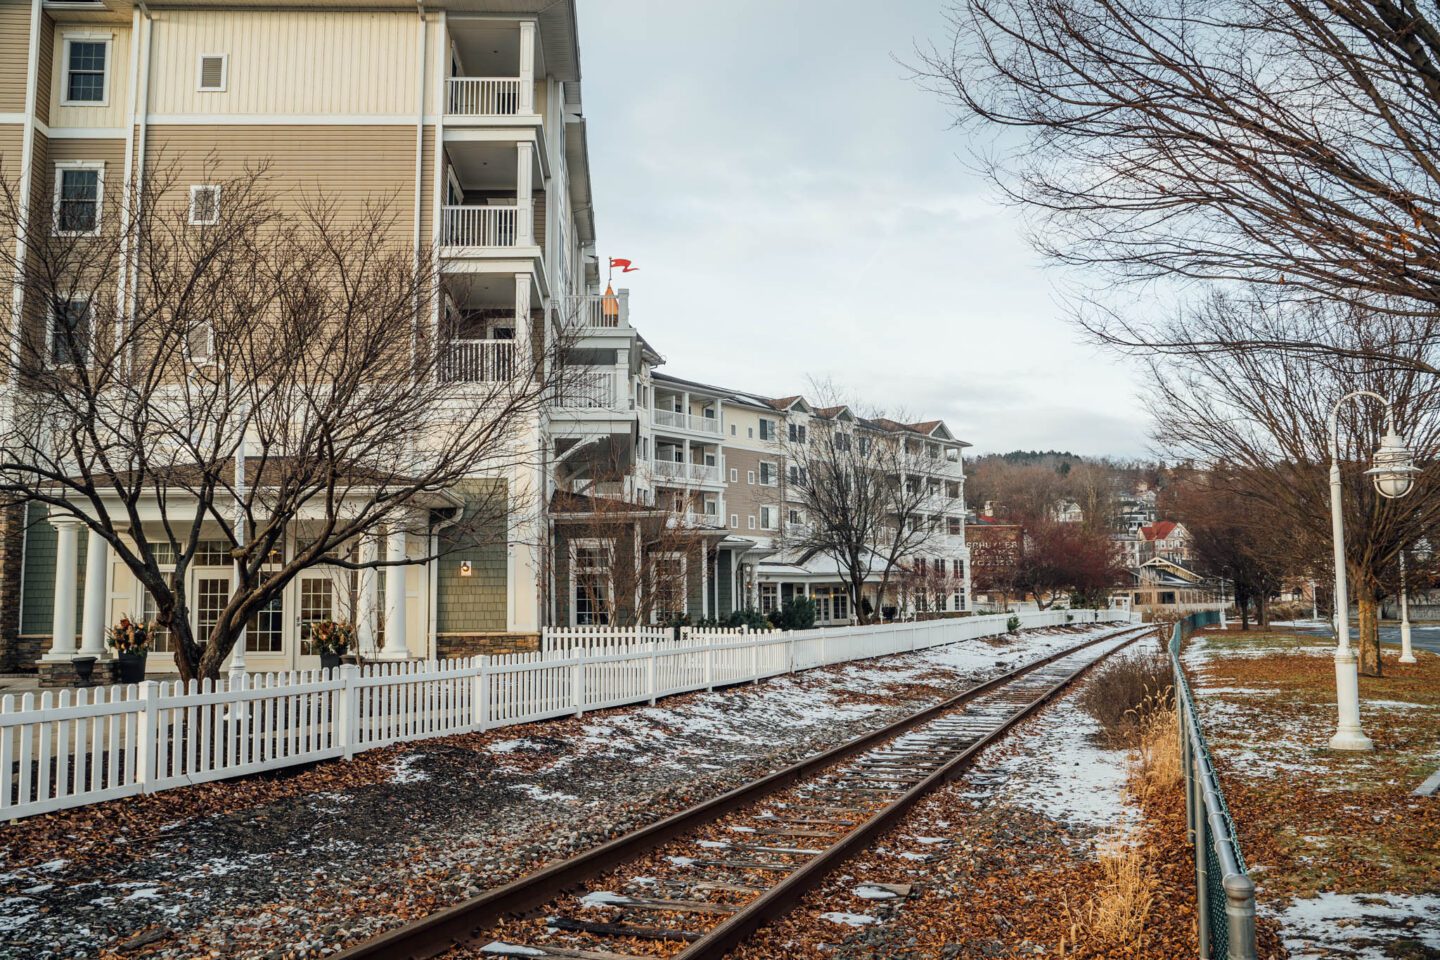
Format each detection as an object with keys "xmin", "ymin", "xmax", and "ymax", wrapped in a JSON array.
[
  {"xmin": 1239, "ymin": 601, "xmax": 1250, "ymax": 631},
  {"xmin": 1357, "ymin": 593, "xmax": 1383, "ymax": 677},
  {"xmin": 1258, "ymin": 595, "xmax": 1270, "ymax": 631}
]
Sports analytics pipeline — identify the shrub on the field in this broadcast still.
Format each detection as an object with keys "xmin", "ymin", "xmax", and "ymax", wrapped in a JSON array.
[
  {"xmin": 1006, "ymin": 614, "xmax": 1021, "ymax": 633},
  {"xmin": 767, "ymin": 596, "xmax": 817, "ymax": 631},
  {"xmin": 1078, "ymin": 650, "xmax": 1175, "ymax": 747}
]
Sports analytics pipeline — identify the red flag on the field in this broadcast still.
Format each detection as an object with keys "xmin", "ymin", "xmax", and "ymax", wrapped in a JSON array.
[{"xmin": 609, "ymin": 257, "xmax": 638, "ymax": 273}]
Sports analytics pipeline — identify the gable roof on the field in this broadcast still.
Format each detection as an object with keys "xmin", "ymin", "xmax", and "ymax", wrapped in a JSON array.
[{"xmin": 1141, "ymin": 520, "xmax": 1181, "ymax": 541}]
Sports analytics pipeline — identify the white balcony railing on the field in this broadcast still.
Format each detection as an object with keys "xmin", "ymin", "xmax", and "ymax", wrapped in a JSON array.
[
  {"xmin": 442, "ymin": 205, "xmax": 526, "ymax": 247},
  {"xmin": 555, "ymin": 368, "xmax": 626, "ymax": 409},
  {"xmin": 440, "ymin": 339, "xmax": 516, "ymax": 383},
  {"xmin": 652, "ymin": 409, "xmax": 722, "ymax": 435},
  {"xmin": 447, "ymin": 77, "xmax": 523, "ymax": 116},
  {"xmin": 651, "ymin": 459, "xmax": 723, "ymax": 484},
  {"xmin": 561, "ymin": 291, "xmax": 627, "ymax": 329}
]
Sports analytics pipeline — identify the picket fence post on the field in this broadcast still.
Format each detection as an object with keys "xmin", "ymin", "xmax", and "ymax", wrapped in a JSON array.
[
  {"xmin": 703, "ymin": 639, "xmax": 714, "ymax": 691},
  {"xmin": 572, "ymin": 654, "xmax": 585, "ymax": 717},
  {"xmin": 336, "ymin": 664, "xmax": 359, "ymax": 759},
  {"xmin": 646, "ymin": 647, "xmax": 657, "ymax": 705},
  {"xmin": 787, "ymin": 633, "xmax": 796, "ymax": 674},
  {"xmin": 474, "ymin": 656, "xmax": 491, "ymax": 732},
  {"xmin": 135, "ymin": 681, "xmax": 158, "ymax": 791},
  {"xmin": 751, "ymin": 635, "xmax": 760, "ymax": 683}
]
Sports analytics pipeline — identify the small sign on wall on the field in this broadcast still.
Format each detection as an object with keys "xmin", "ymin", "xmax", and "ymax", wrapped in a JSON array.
[{"xmin": 459, "ymin": 560, "xmax": 473, "ymax": 578}]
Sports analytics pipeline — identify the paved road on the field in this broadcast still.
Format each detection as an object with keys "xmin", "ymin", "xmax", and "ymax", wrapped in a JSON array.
[{"xmin": 1271, "ymin": 619, "xmax": 1440, "ymax": 656}]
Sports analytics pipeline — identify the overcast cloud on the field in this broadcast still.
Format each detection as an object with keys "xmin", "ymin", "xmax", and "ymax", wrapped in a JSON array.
[{"xmin": 577, "ymin": 1, "xmax": 1150, "ymax": 457}]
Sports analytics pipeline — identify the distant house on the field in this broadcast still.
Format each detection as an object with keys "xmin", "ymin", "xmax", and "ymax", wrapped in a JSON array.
[
  {"xmin": 1139, "ymin": 520, "xmax": 1192, "ymax": 564},
  {"xmin": 1121, "ymin": 556, "xmax": 1226, "ymax": 614},
  {"xmin": 1053, "ymin": 500, "xmax": 1084, "ymax": 524}
]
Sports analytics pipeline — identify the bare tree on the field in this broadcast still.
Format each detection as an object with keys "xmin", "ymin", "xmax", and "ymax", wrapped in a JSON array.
[
  {"xmin": 920, "ymin": 0, "xmax": 1440, "ymax": 374},
  {"xmin": 782, "ymin": 401, "xmax": 942, "ymax": 624},
  {"xmin": 0, "ymin": 164, "xmax": 563, "ymax": 680},
  {"xmin": 1147, "ymin": 298, "xmax": 1440, "ymax": 674}
]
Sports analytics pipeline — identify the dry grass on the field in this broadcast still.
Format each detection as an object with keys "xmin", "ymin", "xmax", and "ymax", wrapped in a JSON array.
[
  {"xmin": 1078, "ymin": 649, "xmax": 1175, "ymax": 747},
  {"xmin": 1132, "ymin": 695, "xmax": 1181, "ymax": 801},
  {"xmin": 1059, "ymin": 838, "xmax": 1160, "ymax": 954}
]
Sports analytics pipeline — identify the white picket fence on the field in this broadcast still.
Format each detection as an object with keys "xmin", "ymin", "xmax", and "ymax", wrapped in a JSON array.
[{"xmin": 0, "ymin": 608, "xmax": 1126, "ymax": 821}]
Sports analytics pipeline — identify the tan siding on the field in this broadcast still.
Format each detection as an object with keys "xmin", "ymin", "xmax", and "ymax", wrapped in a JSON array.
[
  {"xmin": 0, "ymin": 1, "xmax": 32, "ymax": 114},
  {"xmin": 419, "ymin": 124, "xmax": 434, "ymax": 243},
  {"xmin": 144, "ymin": 125, "xmax": 418, "ymax": 238},
  {"xmin": 0, "ymin": 125, "xmax": 22, "ymax": 176},
  {"xmin": 147, "ymin": 11, "xmax": 423, "ymax": 117},
  {"xmin": 722, "ymin": 446, "xmax": 780, "ymax": 532},
  {"xmin": 532, "ymin": 189, "xmax": 544, "ymax": 247},
  {"xmin": 49, "ymin": 24, "xmax": 133, "ymax": 130},
  {"xmin": 34, "ymin": 12, "xmax": 51, "ymax": 125}
]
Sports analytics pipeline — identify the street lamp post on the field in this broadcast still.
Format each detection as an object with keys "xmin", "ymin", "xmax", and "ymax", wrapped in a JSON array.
[
  {"xmin": 1398, "ymin": 550, "xmax": 1417, "ymax": 665},
  {"xmin": 1327, "ymin": 391, "xmax": 1420, "ymax": 752}
]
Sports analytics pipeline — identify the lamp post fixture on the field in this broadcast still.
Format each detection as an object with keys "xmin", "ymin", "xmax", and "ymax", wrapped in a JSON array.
[
  {"xmin": 1398, "ymin": 550, "xmax": 1417, "ymax": 665},
  {"xmin": 1327, "ymin": 391, "xmax": 1420, "ymax": 751}
]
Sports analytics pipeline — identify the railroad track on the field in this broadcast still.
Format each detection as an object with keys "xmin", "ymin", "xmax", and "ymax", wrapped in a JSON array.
[{"xmin": 335, "ymin": 622, "xmax": 1153, "ymax": 960}]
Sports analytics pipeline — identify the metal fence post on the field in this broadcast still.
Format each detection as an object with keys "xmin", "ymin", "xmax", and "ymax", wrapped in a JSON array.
[
  {"xmin": 1193, "ymin": 751, "xmax": 1211, "ymax": 959},
  {"xmin": 1223, "ymin": 873, "xmax": 1257, "ymax": 960}
]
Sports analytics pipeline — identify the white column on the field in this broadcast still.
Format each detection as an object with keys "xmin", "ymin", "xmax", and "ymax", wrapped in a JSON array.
[
  {"xmin": 44, "ymin": 517, "xmax": 82, "ymax": 661},
  {"xmin": 381, "ymin": 526, "xmax": 411, "ymax": 659},
  {"xmin": 514, "ymin": 271, "xmax": 532, "ymax": 358},
  {"xmin": 79, "ymin": 528, "xmax": 109, "ymax": 657},
  {"xmin": 516, "ymin": 140, "xmax": 534, "ymax": 246},
  {"xmin": 517, "ymin": 19, "xmax": 535, "ymax": 114},
  {"xmin": 358, "ymin": 536, "xmax": 379, "ymax": 657}
]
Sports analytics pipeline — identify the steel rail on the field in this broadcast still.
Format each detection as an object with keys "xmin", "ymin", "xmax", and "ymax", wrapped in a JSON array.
[{"xmin": 333, "ymin": 622, "xmax": 1152, "ymax": 960}]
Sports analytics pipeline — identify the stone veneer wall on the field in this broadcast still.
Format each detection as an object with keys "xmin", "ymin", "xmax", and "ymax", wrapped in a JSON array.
[{"xmin": 435, "ymin": 632, "xmax": 540, "ymax": 659}]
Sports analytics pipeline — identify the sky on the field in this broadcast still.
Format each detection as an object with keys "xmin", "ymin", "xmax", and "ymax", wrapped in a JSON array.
[{"xmin": 576, "ymin": 1, "xmax": 1149, "ymax": 458}]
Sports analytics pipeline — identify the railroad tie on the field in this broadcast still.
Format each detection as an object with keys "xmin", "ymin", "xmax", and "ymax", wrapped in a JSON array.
[{"xmin": 547, "ymin": 916, "xmax": 701, "ymax": 942}]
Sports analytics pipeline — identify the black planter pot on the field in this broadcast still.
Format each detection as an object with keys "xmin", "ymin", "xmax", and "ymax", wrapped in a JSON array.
[
  {"xmin": 71, "ymin": 656, "xmax": 98, "ymax": 687},
  {"xmin": 116, "ymin": 652, "xmax": 147, "ymax": 684},
  {"xmin": 320, "ymin": 652, "xmax": 342, "ymax": 671}
]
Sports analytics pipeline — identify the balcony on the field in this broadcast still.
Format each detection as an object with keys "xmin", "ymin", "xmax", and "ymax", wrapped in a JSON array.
[
  {"xmin": 560, "ymin": 291, "xmax": 629, "ymax": 331},
  {"xmin": 442, "ymin": 205, "xmax": 530, "ymax": 249},
  {"xmin": 652, "ymin": 408, "xmax": 722, "ymax": 436},
  {"xmin": 440, "ymin": 339, "xmax": 515, "ymax": 383},
  {"xmin": 555, "ymin": 368, "xmax": 627, "ymax": 410},
  {"xmin": 447, "ymin": 77, "xmax": 527, "ymax": 117},
  {"xmin": 651, "ymin": 459, "xmax": 723, "ymax": 485}
]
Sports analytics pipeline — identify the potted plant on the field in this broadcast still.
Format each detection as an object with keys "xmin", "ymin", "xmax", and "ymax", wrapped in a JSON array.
[
  {"xmin": 106, "ymin": 616, "xmax": 153, "ymax": 683},
  {"xmin": 309, "ymin": 619, "xmax": 357, "ymax": 670}
]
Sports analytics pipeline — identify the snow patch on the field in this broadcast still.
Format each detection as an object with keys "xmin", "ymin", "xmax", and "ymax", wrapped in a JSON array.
[
  {"xmin": 510, "ymin": 783, "xmax": 577, "ymax": 804},
  {"xmin": 388, "ymin": 753, "xmax": 430, "ymax": 784},
  {"xmin": 1269, "ymin": 892, "xmax": 1440, "ymax": 958},
  {"xmin": 821, "ymin": 911, "xmax": 881, "ymax": 927}
]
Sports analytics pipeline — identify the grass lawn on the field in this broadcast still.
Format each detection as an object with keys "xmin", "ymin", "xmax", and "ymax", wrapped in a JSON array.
[{"xmin": 1183, "ymin": 629, "xmax": 1440, "ymax": 958}]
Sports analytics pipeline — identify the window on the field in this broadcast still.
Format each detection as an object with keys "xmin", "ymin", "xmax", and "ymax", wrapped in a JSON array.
[
  {"xmin": 835, "ymin": 433, "xmax": 851, "ymax": 452},
  {"xmin": 747, "ymin": 515, "xmax": 756, "ymax": 530},
  {"xmin": 747, "ymin": 427, "xmax": 753, "ymax": 439},
  {"xmin": 759, "ymin": 583, "xmax": 778, "ymax": 615},
  {"xmin": 858, "ymin": 436, "xmax": 871, "ymax": 456},
  {"xmin": 728, "ymin": 467, "xmax": 738, "ymax": 482},
  {"xmin": 788, "ymin": 422, "xmax": 807, "ymax": 443},
  {"xmin": 63, "ymin": 38, "xmax": 109, "ymax": 105},
  {"xmin": 759, "ymin": 418, "xmax": 776, "ymax": 441},
  {"xmin": 189, "ymin": 185, "xmax": 221, "ymax": 225},
  {"xmin": 49, "ymin": 299, "xmax": 91, "ymax": 367},
  {"xmin": 759, "ymin": 462, "xmax": 777, "ymax": 486},
  {"xmin": 140, "ymin": 593, "xmax": 172, "ymax": 653},
  {"xmin": 248, "ymin": 593, "xmax": 283, "ymax": 653},
  {"xmin": 729, "ymin": 514, "xmax": 738, "ymax": 528},
  {"xmin": 936, "ymin": 559, "xmax": 947, "ymax": 576},
  {"xmin": 730, "ymin": 424, "xmax": 736, "ymax": 436},
  {"xmin": 298, "ymin": 578, "xmax": 334, "ymax": 656},
  {"xmin": 948, "ymin": 516, "xmax": 963, "ymax": 536},
  {"xmin": 648, "ymin": 552, "xmax": 687, "ymax": 621},
  {"xmin": 946, "ymin": 480, "xmax": 961, "ymax": 498},
  {"xmin": 197, "ymin": 53, "xmax": 228, "ymax": 91},
  {"xmin": 760, "ymin": 506, "xmax": 777, "ymax": 530},
  {"xmin": 55, "ymin": 165, "xmax": 102, "ymax": 235},
  {"xmin": 928, "ymin": 443, "xmax": 941, "ymax": 459},
  {"xmin": 788, "ymin": 465, "xmax": 808, "ymax": 486},
  {"xmin": 788, "ymin": 508, "xmax": 803, "ymax": 525},
  {"xmin": 195, "ymin": 576, "xmax": 231, "ymax": 643},
  {"xmin": 746, "ymin": 470, "xmax": 755, "ymax": 485},
  {"xmin": 572, "ymin": 541, "xmax": 612, "ymax": 626}
]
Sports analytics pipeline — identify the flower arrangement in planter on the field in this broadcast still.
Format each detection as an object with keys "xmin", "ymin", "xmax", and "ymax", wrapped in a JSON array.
[
  {"xmin": 308, "ymin": 619, "xmax": 357, "ymax": 670},
  {"xmin": 106, "ymin": 616, "xmax": 154, "ymax": 683}
]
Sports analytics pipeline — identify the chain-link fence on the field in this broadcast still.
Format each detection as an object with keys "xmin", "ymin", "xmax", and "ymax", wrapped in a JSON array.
[{"xmin": 1171, "ymin": 612, "xmax": 1258, "ymax": 959}]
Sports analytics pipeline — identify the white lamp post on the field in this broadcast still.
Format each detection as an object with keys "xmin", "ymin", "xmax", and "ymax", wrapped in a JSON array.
[{"xmin": 1327, "ymin": 391, "xmax": 1420, "ymax": 751}]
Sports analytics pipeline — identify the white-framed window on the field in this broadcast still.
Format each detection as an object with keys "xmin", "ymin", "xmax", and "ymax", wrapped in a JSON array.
[
  {"xmin": 61, "ymin": 35, "xmax": 111, "ymax": 106},
  {"xmin": 760, "ymin": 506, "xmax": 778, "ymax": 530},
  {"xmin": 728, "ymin": 467, "xmax": 738, "ymax": 482},
  {"xmin": 746, "ymin": 470, "xmax": 755, "ymax": 485},
  {"xmin": 730, "ymin": 424, "xmax": 737, "ymax": 436},
  {"xmin": 788, "ymin": 465, "xmax": 808, "ymax": 486},
  {"xmin": 648, "ymin": 551, "xmax": 687, "ymax": 622},
  {"xmin": 788, "ymin": 422, "xmax": 807, "ymax": 443},
  {"xmin": 759, "ymin": 462, "xmax": 777, "ymax": 486},
  {"xmin": 759, "ymin": 583, "xmax": 778, "ymax": 615},
  {"xmin": 186, "ymin": 319, "xmax": 216, "ymax": 365},
  {"xmin": 787, "ymin": 507, "xmax": 803, "ymax": 526},
  {"xmin": 729, "ymin": 514, "xmax": 738, "ymax": 528},
  {"xmin": 570, "ymin": 539, "xmax": 614, "ymax": 626},
  {"xmin": 188, "ymin": 184, "xmax": 221, "ymax": 225},
  {"xmin": 197, "ymin": 53, "xmax": 228, "ymax": 92},
  {"xmin": 747, "ymin": 515, "xmax": 756, "ymax": 530},
  {"xmin": 948, "ymin": 515, "xmax": 963, "ymax": 536},
  {"xmin": 759, "ymin": 418, "xmax": 776, "ymax": 441},
  {"xmin": 54, "ymin": 162, "xmax": 103, "ymax": 235},
  {"xmin": 48, "ymin": 298, "xmax": 92, "ymax": 368},
  {"xmin": 747, "ymin": 427, "xmax": 754, "ymax": 439}
]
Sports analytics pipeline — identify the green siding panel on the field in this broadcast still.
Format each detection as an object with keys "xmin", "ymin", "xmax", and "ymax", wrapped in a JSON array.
[
  {"xmin": 20, "ymin": 503, "xmax": 86, "ymax": 635},
  {"xmin": 717, "ymin": 549, "xmax": 733, "ymax": 616},
  {"xmin": 435, "ymin": 480, "xmax": 508, "ymax": 634}
]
